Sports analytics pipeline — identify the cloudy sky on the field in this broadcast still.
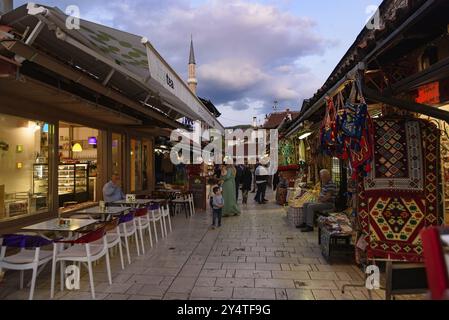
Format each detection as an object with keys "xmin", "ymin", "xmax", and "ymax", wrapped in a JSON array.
[{"xmin": 16, "ymin": 0, "xmax": 382, "ymax": 127}]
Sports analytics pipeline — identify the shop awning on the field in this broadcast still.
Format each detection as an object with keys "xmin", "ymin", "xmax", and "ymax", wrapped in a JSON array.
[{"xmin": 0, "ymin": 3, "xmax": 224, "ymax": 132}]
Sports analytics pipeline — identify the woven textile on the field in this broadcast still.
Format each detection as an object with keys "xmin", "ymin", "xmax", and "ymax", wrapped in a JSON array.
[
  {"xmin": 364, "ymin": 120, "xmax": 423, "ymax": 193},
  {"xmin": 358, "ymin": 119, "xmax": 440, "ymax": 262}
]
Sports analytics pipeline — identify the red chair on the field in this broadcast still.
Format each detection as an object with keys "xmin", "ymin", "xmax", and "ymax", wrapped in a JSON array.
[{"xmin": 421, "ymin": 227, "xmax": 449, "ymax": 300}]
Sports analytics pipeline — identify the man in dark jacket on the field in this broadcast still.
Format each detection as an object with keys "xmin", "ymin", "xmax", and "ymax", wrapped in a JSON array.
[{"xmin": 241, "ymin": 165, "xmax": 253, "ymax": 205}]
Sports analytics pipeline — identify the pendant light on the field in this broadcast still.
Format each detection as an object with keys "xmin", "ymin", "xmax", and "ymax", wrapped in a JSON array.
[{"xmin": 72, "ymin": 143, "xmax": 83, "ymax": 152}]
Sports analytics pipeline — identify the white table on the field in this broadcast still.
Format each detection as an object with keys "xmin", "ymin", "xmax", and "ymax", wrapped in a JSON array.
[
  {"xmin": 112, "ymin": 199, "xmax": 153, "ymax": 207},
  {"xmin": 22, "ymin": 218, "xmax": 97, "ymax": 233},
  {"xmin": 74, "ymin": 206, "xmax": 131, "ymax": 221}
]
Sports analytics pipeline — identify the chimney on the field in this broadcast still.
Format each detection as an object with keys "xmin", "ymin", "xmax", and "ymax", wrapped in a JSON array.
[{"xmin": 0, "ymin": 0, "xmax": 13, "ymax": 14}]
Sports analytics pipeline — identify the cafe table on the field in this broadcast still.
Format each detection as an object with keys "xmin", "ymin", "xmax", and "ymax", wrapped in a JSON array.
[
  {"xmin": 73, "ymin": 205, "xmax": 131, "ymax": 221},
  {"xmin": 112, "ymin": 199, "xmax": 153, "ymax": 208},
  {"xmin": 22, "ymin": 218, "xmax": 98, "ymax": 233}
]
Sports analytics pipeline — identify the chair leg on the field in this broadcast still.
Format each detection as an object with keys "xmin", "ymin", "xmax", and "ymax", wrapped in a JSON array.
[
  {"xmin": 87, "ymin": 260, "xmax": 95, "ymax": 300},
  {"xmin": 105, "ymin": 251, "xmax": 112, "ymax": 285},
  {"xmin": 160, "ymin": 218, "xmax": 165, "ymax": 238},
  {"xmin": 29, "ymin": 264, "xmax": 38, "ymax": 300},
  {"xmin": 19, "ymin": 270, "xmax": 24, "ymax": 290},
  {"xmin": 139, "ymin": 228, "xmax": 145, "ymax": 255},
  {"xmin": 135, "ymin": 232, "xmax": 141, "ymax": 256},
  {"xmin": 50, "ymin": 259, "xmax": 57, "ymax": 299},
  {"xmin": 153, "ymin": 221, "xmax": 159, "ymax": 243},
  {"xmin": 60, "ymin": 261, "xmax": 65, "ymax": 292},
  {"xmin": 124, "ymin": 236, "xmax": 131, "ymax": 265},
  {"xmin": 118, "ymin": 241, "xmax": 125, "ymax": 270},
  {"xmin": 167, "ymin": 212, "xmax": 172, "ymax": 232},
  {"xmin": 148, "ymin": 225, "xmax": 153, "ymax": 248},
  {"xmin": 162, "ymin": 215, "xmax": 167, "ymax": 237}
]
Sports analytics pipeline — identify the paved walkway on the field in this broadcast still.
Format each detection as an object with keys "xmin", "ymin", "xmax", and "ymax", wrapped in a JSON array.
[{"xmin": 0, "ymin": 191, "xmax": 417, "ymax": 300}]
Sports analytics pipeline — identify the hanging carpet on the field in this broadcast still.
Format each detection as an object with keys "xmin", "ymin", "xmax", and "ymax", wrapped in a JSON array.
[{"xmin": 358, "ymin": 118, "xmax": 440, "ymax": 262}]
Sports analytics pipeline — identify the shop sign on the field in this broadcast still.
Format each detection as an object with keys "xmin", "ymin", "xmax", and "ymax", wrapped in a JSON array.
[{"xmin": 416, "ymin": 82, "xmax": 440, "ymax": 105}]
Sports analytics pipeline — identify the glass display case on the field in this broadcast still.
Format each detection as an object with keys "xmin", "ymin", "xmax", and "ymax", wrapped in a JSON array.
[
  {"xmin": 33, "ymin": 164, "xmax": 49, "ymax": 195},
  {"xmin": 58, "ymin": 163, "xmax": 89, "ymax": 207}
]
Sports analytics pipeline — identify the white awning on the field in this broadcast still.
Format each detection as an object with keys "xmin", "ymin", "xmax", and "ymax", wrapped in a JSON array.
[{"xmin": 1, "ymin": 3, "xmax": 224, "ymax": 132}]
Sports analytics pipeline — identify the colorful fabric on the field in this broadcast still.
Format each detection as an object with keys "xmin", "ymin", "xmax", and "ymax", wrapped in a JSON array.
[
  {"xmin": 364, "ymin": 120, "xmax": 423, "ymax": 193},
  {"xmin": 320, "ymin": 98, "xmax": 338, "ymax": 154},
  {"xmin": 358, "ymin": 118, "xmax": 441, "ymax": 262}
]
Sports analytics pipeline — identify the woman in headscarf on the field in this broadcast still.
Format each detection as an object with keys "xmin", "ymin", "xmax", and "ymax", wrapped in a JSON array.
[{"xmin": 221, "ymin": 165, "xmax": 241, "ymax": 217}]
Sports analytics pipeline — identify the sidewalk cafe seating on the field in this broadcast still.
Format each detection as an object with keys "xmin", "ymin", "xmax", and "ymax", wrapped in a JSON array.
[
  {"xmin": 147, "ymin": 204, "xmax": 165, "ymax": 243},
  {"xmin": 50, "ymin": 225, "xmax": 111, "ymax": 299},
  {"xmin": 117, "ymin": 212, "xmax": 140, "ymax": 265},
  {"xmin": 161, "ymin": 204, "xmax": 172, "ymax": 236},
  {"xmin": 134, "ymin": 207, "xmax": 154, "ymax": 254},
  {"xmin": 93, "ymin": 219, "xmax": 125, "ymax": 271},
  {"xmin": 0, "ymin": 234, "xmax": 53, "ymax": 300}
]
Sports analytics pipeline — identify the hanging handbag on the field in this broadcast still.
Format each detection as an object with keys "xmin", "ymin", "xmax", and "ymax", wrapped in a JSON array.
[{"xmin": 320, "ymin": 97, "xmax": 337, "ymax": 154}]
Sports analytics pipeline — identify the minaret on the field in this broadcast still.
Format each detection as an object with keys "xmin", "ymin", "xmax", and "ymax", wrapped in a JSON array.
[{"xmin": 187, "ymin": 36, "xmax": 198, "ymax": 94}]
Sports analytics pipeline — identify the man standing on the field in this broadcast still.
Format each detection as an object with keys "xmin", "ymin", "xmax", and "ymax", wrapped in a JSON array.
[
  {"xmin": 102, "ymin": 173, "xmax": 125, "ymax": 203},
  {"xmin": 241, "ymin": 165, "xmax": 253, "ymax": 205},
  {"xmin": 255, "ymin": 164, "xmax": 268, "ymax": 204},
  {"xmin": 300, "ymin": 169, "xmax": 336, "ymax": 232}
]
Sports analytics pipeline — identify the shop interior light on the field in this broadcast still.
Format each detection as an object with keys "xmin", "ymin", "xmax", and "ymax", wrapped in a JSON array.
[
  {"xmin": 72, "ymin": 143, "xmax": 83, "ymax": 152},
  {"xmin": 43, "ymin": 123, "xmax": 49, "ymax": 133},
  {"xmin": 88, "ymin": 137, "xmax": 97, "ymax": 145},
  {"xmin": 298, "ymin": 132, "xmax": 313, "ymax": 140}
]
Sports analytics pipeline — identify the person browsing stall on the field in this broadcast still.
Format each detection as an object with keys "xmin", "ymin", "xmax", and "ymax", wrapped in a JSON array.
[
  {"xmin": 102, "ymin": 173, "xmax": 125, "ymax": 203},
  {"xmin": 300, "ymin": 169, "xmax": 336, "ymax": 233}
]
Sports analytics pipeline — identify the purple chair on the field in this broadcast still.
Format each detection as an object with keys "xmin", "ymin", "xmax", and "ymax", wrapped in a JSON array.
[{"xmin": 0, "ymin": 234, "xmax": 53, "ymax": 300}]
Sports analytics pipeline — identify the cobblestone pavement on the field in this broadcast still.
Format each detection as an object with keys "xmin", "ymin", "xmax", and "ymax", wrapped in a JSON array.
[{"xmin": 0, "ymin": 191, "xmax": 425, "ymax": 300}]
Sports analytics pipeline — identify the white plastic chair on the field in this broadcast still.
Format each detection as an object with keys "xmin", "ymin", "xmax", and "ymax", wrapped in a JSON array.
[
  {"xmin": 161, "ymin": 204, "xmax": 172, "ymax": 236},
  {"xmin": 50, "ymin": 225, "xmax": 111, "ymax": 300},
  {"xmin": 134, "ymin": 207, "xmax": 153, "ymax": 254},
  {"xmin": 118, "ymin": 212, "xmax": 141, "ymax": 265},
  {"xmin": 148, "ymin": 204, "xmax": 165, "ymax": 242},
  {"xmin": 0, "ymin": 234, "xmax": 53, "ymax": 300},
  {"xmin": 93, "ymin": 219, "xmax": 124, "ymax": 270}
]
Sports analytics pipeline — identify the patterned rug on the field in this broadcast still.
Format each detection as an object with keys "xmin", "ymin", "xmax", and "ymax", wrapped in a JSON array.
[{"xmin": 358, "ymin": 119, "xmax": 440, "ymax": 262}]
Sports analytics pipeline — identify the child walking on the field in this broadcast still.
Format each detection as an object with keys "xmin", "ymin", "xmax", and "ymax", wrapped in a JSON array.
[{"xmin": 211, "ymin": 186, "xmax": 224, "ymax": 229}]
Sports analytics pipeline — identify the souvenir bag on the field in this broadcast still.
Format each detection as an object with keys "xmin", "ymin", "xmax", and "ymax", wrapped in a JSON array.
[
  {"xmin": 345, "ymin": 79, "xmax": 373, "ymax": 179},
  {"xmin": 335, "ymin": 92, "xmax": 348, "ymax": 159},
  {"xmin": 320, "ymin": 97, "xmax": 337, "ymax": 155}
]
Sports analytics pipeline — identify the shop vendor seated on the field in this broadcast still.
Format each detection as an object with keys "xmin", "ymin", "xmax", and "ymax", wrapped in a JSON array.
[{"xmin": 299, "ymin": 169, "xmax": 336, "ymax": 233}]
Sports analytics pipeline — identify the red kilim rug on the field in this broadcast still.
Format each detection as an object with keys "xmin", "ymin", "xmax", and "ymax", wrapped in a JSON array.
[{"xmin": 358, "ymin": 119, "xmax": 440, "ymax": 262}]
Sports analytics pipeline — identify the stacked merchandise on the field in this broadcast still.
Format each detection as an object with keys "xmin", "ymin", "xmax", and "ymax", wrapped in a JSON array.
[
  {"xmin": 286, "ymin": 183, "xmax": 320, "ymax": 227},
  {"xmin": 318, "ymin": 212, "xmax": 354, "ymax": 237},
  {"xmin": 357, "ymin": 118, "xmax": 441, "ymax": 262}
]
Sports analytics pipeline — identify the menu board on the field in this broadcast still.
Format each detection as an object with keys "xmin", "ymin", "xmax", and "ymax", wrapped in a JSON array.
[{"xmin": 189, "ymin": 176, "xmax": 206, "ymax": 211}]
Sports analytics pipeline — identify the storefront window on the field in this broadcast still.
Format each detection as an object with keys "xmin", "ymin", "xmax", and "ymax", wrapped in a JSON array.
[
  {"xmin": 112, "ymin": 133, "xmax": 123, "ymax": 180},
  {"xmin": 0, "ymin": 114, "xmax": 52, "ymax": 221},
  {"xmin": 130, "ymin": 139, "xmax": 142, "ymax": 192},
  {"xmin": 58, "ymin": 122, "xmax": 99, "ymax": 206}
]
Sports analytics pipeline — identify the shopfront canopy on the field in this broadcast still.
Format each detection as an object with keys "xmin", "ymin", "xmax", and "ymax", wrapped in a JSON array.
[{"xmin": 0, "ymin": 3, "xmax": 224, "ymax": 132}]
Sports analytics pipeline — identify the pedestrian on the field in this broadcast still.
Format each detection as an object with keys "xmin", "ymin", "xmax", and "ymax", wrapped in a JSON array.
[
  {"xmin": 211, "ymin": 186, "xmax": 224, "ymax": 229},
  {"xmin": 235, "ymin": 164, "xmax": 243, "ymax": 201},
  {"xmin": 254, "ymin": 164, "xmax": 268, "ymax": 204},
  {"xmin": 241, "ymin": 165, "xmax": 253, "ymax": 205},
  {"xmin": 222, "ymin": 165, "xmax": 241, "ymax": 216},
  {"xmin": 251, "ymin": 161, "xmax": 260, "ymax": 193}
]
